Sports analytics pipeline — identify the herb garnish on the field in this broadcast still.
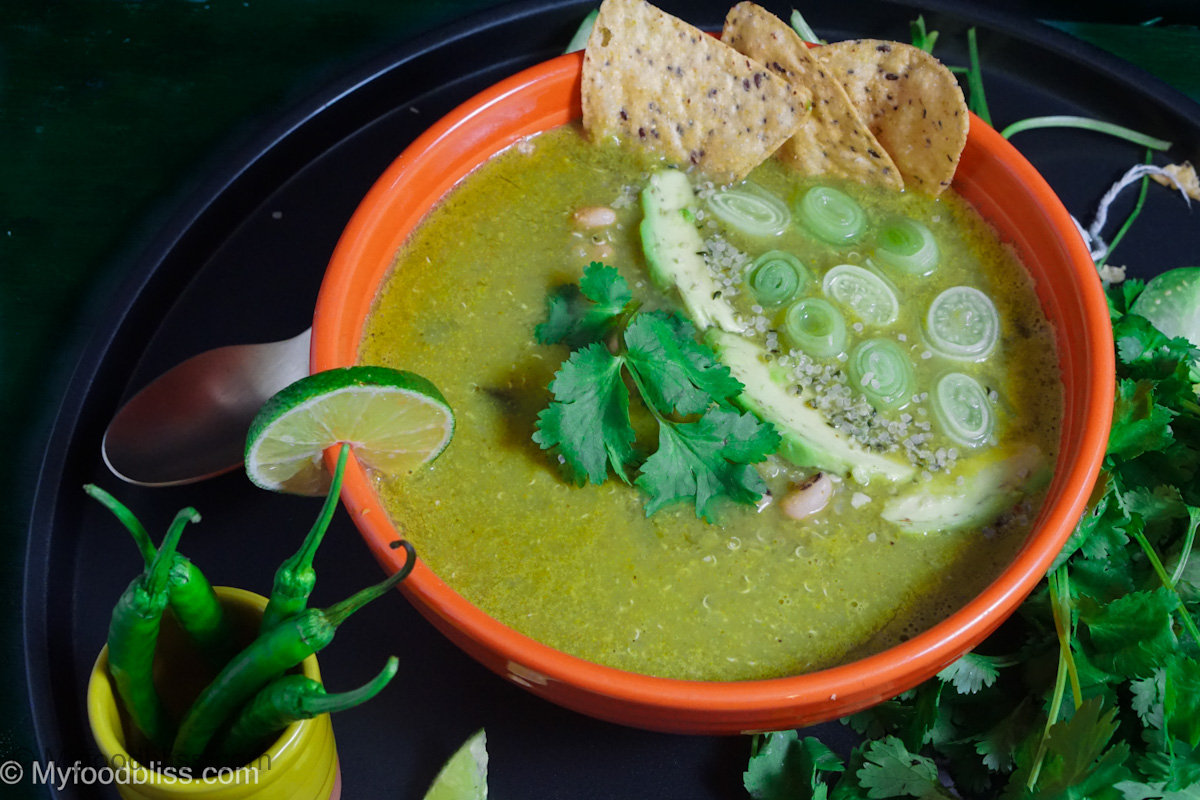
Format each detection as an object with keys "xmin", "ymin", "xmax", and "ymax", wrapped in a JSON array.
[
  {"xmin": 533, "ymin": 262, "xmax": 780, "ymax": 522},
  {"xmin": 743, "ymin": 282, "xmax": 1200, "ymax": 798}
]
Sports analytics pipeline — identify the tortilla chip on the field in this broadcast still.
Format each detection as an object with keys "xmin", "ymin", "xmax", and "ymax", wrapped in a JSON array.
[
  {"xmin": 1151, "ymin": 162, "xmax": 1200, "ymax": 201},
  {"xmin": 816, "ymin": 39, "xmax": 968, "ymax": 196},
  {"xmin": 722, "ymin": 2, "xmax": 904, "ymax": 191},
  {"xmin": 582, "ymin": 0, "xmax": 807, "ymax": 182}
]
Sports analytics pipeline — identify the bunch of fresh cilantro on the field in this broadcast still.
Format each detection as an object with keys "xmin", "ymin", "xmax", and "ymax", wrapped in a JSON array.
[
  {"xmin": 743, "ymin": 279, "xmax": 1200, "ymax": 799},
  {"xmin": 532, "ymin": 262, "xmax": 780, "ymax": 522}
]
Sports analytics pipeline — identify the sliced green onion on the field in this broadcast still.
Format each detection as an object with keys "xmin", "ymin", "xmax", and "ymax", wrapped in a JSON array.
[
  {"xmin": 707, "ymin": 183, "xmax": 790, "ymax": 237},
  {"xmin": 926, "ymin": 286, "xmax": 999, "ymax": 360},
  {"xmin": 874, "ymin": 217, "xmax": 939, "ymax": 276},
  {"xmin": 795, "ymin": 186, "xmax": 866, "ymax": 245},
  {"xmin": 789, "ymin": 9, "xmax": 824, "ymax": 45},
  {"xmin": 999, "ymin": 116, "xmax": 1172, "ymax": 152},
  {"xmin": 849, "ymin": 339, "xmax": 915, "ymax": 409},
  {"xmin": 932, "ymin": 372, "xmax": 994, "ymax": 448},
  {"xmin": 784, "ymin": 298, "xmax": 847, "ymax": 358},
  {"xmin": 747, "ymin": 251, "xmax": 808, "ymax": 306},
  {"xmin": 821, "ymin": 264, "xmax": 899, "ymax": 326},
  {"xmin": 564, "ymin": 9, "xmax": 598, "ymax": 53}
]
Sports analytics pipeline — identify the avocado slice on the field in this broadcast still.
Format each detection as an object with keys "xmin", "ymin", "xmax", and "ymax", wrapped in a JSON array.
[
  {"xmin": 707, "ymin": 328, "xmax": 916, "ymax": 483},
  {"xmin": 640, "ymin": 170, "xmax": 745, "ymax": 334},
  {"xmin": 881, "ymin": 443, "xmax": 1050, "ymax": 533}
]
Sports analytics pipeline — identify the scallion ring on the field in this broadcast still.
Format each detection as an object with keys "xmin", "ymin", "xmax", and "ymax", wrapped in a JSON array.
[
  {"xmin": 932, "ymin": 372, "xmax": 994, "ymax": 448},
  {"xmin": 706, "ymin": 183, "xmax": 790, "ymax": 237},
  {"xmin": 849, "ymin": 339, "xmax": 915, "ymax": 409},
  {"xmin": 795, "ymin": 186, "xmax": 866, "ymax": 245},
  {"xmin": 784, "ymin": 298, "xmax": 847, "ymax": 358},
  {"xmin": 747, "ymin": 250, "xmax": 808, "ymax": 306},
  {"xmin": 926, "ymin": 286, "xmax": 1000, "ymax": 360},
  {"xmin": 874, "ymin": 217, "xmax": 939, "ymax": 276},
  {"xmin": 821, "ymin": 264, "xmax": 899, "ymax": 326}
]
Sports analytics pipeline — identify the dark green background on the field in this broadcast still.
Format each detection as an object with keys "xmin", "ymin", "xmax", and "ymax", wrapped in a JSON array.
[{"xmin": 3, "ymin": 1, "xmax": 1196, "ymax": 797}]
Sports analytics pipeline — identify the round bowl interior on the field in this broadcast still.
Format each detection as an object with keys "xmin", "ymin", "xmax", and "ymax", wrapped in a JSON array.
[{"xmin": 312, "ymin": 51, "xmax": 1113, "ymax": 734}]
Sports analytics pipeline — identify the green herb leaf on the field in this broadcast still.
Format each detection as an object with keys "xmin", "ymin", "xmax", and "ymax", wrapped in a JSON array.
[
  {"xmin": 535, "ymin": 262, "xmax": 633, "ymax": 348},
  {"xmin": 1167, "ymin": 656, "xmax": 1200, "ymax": 748},
  {"xmin": 635, "ymin": 407, "xmax": 779, "ymax": 522},
  {"xmin": 624, "ymin": 311, "xmax": 743, "ymax": 416},
  {"xmin": 744, "ymin": 731, "xmax": 845, "ymax": 800},
  {"xmin": 1031, "ymin": 698, "xmax": 1132, "ymax": 797},
  {"xmin": 533, "ymin": 343, "xmax": 636, "ymax": 485},
  {"xmin": 1109, "ymin": 379, "xmax": 1177, "ymax": 461},
  {"xmin": 937, "ymin": 653, "xmax": 1004, "ymax": 695},
  {"xmin": 1078, "ymin": 587, "xmax": 1178, "ymax": 679},
  {"xmin": 855, "ymin": 736, "xmax": 953, "ymax": 798}
]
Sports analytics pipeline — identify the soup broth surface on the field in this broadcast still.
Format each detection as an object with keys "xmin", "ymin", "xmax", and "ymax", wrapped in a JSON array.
[{"xmin": 359, "ymin": 124, "xmax": 1062, "ymax": 681}]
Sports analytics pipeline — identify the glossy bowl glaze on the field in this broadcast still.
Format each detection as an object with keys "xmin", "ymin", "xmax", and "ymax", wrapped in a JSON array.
[
  {"xmin": 312, "ymin": 51, "xmax": 1113, "ymax": 734},
  {"xmin": 88, "ymin": 587, "xmax": 340, "ymax": 799}
]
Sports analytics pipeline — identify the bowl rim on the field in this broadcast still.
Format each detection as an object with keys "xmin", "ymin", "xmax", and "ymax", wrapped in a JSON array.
[{"xmin": 312, "ymin": 51, "xmax": 1113, "ymax": 719}]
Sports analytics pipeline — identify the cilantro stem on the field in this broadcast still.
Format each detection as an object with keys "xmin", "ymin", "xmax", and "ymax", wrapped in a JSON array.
[
  {"xmin": 1132, "ymin": 528, "xmax": 1200, "ymax": 646},
  {"xmin": 1047, "ymin": 568, "xmax": 1083, "ymax": 710},
  {"xmin": 1000, "ymin": 116, "xmax": 1172, "ymax": 152},
  {"xmin": 1027, "ymin": 647, "xmax": 1069, "ymax": 790},
  {"xmin": 1097, "ymin": 149, "xmax": 1154, "ymax": 270},
  {"xmin": 965, "ymin": 28, "xmax": 991, "ymax": 126},
  {"xmin": 1170, "ymin": 510, "xmax": 1200, "ymax": 587}
]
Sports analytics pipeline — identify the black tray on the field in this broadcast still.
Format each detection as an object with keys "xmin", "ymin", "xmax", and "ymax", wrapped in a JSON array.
[{"xmin": 25, "ymin": 1, "xmax": 1200, "ymax": 797}]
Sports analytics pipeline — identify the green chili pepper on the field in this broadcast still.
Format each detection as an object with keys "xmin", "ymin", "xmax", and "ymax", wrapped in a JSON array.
[
  {"xmin": 171, "ymin": 540, "xmax": 417, "ymax": 765},
  {"xmin": 106, "ymin": 506, "xmax": 200, "ymax": 754},
  {"xmin": 260, "ymin": 443, "xmax": 350, "ymax": 634},
  {"xmin": 217, "ymin": 656, "xmax": 398, "ymax": 764},
  {"xmin": 85, "ymin": 485, "xmax": 236, "ymax": 671}
]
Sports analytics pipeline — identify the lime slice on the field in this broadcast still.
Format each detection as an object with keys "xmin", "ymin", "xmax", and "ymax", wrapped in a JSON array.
[
  {"xmin": 423, "ymin": 729, "xmax": 488, "ymax": 800},
  {"xmin": 245, "ymin": 366, "xmax": 454, "ymax": 495}
]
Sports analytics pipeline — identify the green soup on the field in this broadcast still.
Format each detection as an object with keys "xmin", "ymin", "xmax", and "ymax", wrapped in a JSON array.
[{"xmin": 358, "ymin": 124, "xmax": 1062, "ymax": 681}]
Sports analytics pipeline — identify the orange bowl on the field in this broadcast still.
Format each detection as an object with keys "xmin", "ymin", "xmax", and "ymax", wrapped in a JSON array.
[{"xmin": 312, "ymin": 51, "xmax": 1113, "ymax": 734}]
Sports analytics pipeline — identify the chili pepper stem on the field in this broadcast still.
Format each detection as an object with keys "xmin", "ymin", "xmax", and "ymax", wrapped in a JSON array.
[
  {"xmin": 148, "ymin": 508, "xmax": 200, "ymax": 596},
  {"xmin": 305, "ymin": 656, "xmax": 399, "ymax": 715},
  {"xmin": 323, "ymin": 540, "xmax": 417, "ymax": 628},
  {"xmin": 85, "ymin": 484, "xmax": 157, "ymax": 563}
]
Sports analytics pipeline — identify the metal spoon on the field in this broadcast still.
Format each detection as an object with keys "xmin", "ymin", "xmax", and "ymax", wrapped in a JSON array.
[{"xmin": 102, "ymin": 328, "xmax": 311, "ymax": 486}]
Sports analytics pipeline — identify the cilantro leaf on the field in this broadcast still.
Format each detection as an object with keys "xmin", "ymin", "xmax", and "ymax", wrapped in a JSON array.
[
  {"xmin": 1109, "ymin": 379, "xmax": 1177, "ymax": 461},
  {"xmin": 1167, "ymin": 656, "xmax": 1200, "ymax": 748},
  {"xmin": 977, "ymin": 698, "xmax": 1039, "ymax": 773},
  {"xmin": 533, "ymin": 343, "xmax": 636, "ymax": 485},
  {"xmin": 744, "ymin": 731, "xmax": 845, "ymax": 800},
  {"xmin": 636, "ymin": 407, "xmax": 779, "ymax": 522},
  {"xmin": 535, "ymin": 263, "xmax": 632, "ymax": 348},
  {"xmin": 1078, "ymin": 588, "xmax": 1178, "ymax": 679},
  {"xmin": 938, "ymin": 653, "xmax": 1003, "ymax": 695},
  {"xmin": 855, "ymin": 736, "xmax": 953, "ymax": 799},
  {"xmin": 624, "ymin": 311, "xmax": 744, "ymax": 416},
  {"xmin": 1032, "ymin": 697, "xmax": 1132, "ymax": 798},
  {"xmin": 1131, "ymin": 669, "xmax": 1166, "ymax": 730}
]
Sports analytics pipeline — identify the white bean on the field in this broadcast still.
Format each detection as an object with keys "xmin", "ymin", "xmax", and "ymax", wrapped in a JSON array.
[
  {"xmin": 573, "ymin": 205, "xmax": 617, "ymax": 229},
  {"xmin": 781, "ymin": 473, "xmax": 833, "ymax": 520}
]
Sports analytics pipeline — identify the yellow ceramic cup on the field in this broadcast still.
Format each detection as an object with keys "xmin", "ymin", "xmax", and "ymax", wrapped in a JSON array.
[{"xmin": 88, "ymin": 587, "xmax": 340, "ymax": 800}]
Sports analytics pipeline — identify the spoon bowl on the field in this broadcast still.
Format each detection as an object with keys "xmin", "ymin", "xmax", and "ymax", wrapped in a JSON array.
[{"xmin": 102, "ymin": 328, "xmax": 311, "ymax": 486}]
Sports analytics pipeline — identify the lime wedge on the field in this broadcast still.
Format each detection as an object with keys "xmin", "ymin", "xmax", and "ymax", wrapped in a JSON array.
[
  {"xmin": 245, "ymin": 366, "xmax": 454, "ymax": 495},
  {"xmin": 423, "ymin": 729, "xmax": 488, "ymax": 800}
]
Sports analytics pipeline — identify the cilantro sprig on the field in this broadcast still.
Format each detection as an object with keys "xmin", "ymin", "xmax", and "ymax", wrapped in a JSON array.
[
  {"xmin": 743, "ymin": 280, "xmax": 1200, "ymax": 798},
  {"xmin": 533, "ymin": 263, "xmax": 780, "ymax": 522}
]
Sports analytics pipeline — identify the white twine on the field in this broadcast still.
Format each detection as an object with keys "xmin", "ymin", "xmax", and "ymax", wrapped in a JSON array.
[{"xmin": 1074, "ymin": 164, "xmax": 1193, "ymax": 264}]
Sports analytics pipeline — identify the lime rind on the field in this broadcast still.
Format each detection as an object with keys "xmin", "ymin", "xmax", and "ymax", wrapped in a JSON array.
[{"xmin": 245, "ymin": 366, "xmax": 454, "ymax": 495}]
